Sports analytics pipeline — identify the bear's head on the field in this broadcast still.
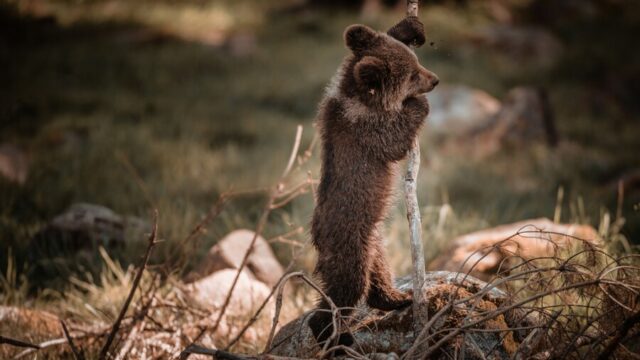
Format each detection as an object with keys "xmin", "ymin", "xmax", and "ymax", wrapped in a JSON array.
[{"xmin": 341, "ymin": 17, "xmax": 439, "ymax": 111}]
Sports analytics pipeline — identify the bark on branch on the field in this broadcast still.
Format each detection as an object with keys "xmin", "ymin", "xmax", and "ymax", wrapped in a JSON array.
[{"xmin": 403, "ymin": 0, "xmax": 428, "ymax": 332}]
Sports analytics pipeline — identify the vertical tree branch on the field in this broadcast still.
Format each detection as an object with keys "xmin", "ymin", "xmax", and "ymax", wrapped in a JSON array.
[{"xmin": 404, "ymin": 0, "xmax": 428, "ymax": 332}]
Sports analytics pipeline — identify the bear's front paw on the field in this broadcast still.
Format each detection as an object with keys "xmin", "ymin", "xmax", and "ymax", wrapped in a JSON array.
[{"xmin": 387, "ymin": 16, "xmax": 426, "ymax": 48}]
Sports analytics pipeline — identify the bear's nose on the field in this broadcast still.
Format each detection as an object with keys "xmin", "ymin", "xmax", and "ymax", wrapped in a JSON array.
[{"xmin": 431, "ymin": 77, "xmax": 440, "ymax": 88}]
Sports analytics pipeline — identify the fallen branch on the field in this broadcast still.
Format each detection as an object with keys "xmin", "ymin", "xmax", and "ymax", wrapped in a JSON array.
[
  {"xmin": 0, "ymin": 335, "xmax": 40, "ymax": 350},
  {"xmin": 597, "ymin": 298, "xmax": 640, "ymax": 360},
  {"xmin": 13, "ymin": 338, "xmax": 70, "ymax": 359}
]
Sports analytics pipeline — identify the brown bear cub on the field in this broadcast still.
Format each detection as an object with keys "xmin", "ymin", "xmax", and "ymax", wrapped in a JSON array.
[{"xmin": 309, "ymin": 17, "xmax": 439, "ymax": 349}]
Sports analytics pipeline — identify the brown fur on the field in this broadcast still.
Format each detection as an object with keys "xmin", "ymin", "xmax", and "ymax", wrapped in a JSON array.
[{"xmin": 308, "ymin": 17, "xmax": 439, "ymax": 348}]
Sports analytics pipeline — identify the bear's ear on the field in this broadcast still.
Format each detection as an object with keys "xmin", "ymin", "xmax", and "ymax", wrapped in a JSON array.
[
  {"xmin": 344, "ymin": 24, "xmax": 379, "ymax": 53},
  {"xmin": 354, "ymin": 56, "xmax": 387, "ymax": 89},
  {"xmin": 387, "ymin": 16, "xmax": 426, "ymax": 48}
]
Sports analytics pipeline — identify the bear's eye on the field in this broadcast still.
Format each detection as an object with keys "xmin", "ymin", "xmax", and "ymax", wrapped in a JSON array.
[{"xmin": 410, "ymin": 71, "xmax": 420, "ymax": 81}]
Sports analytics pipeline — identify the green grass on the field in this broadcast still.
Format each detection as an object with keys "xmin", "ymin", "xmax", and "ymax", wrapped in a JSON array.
[{"xmin": 0, "ymin": 0, "xmax": 638, "ymax": 295}]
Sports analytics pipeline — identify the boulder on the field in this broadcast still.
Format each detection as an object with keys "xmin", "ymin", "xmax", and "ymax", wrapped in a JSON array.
[
  {"xmin": 185, "ymin": 269, "xmax": 273, "ymax": 344},
  {"xmin": 427, "ymin": 84, "xmax": 501, "ymax": 136},
  {"xmin": 429, "ymin": 218, "xmax": 600, "ymax": 279},
  {"xmin": 186, "ymin": 269, "xmax": 272, "ymax": 313},
  {"xmin": 444, "ymin": 87, "xmax": 557, "ymax": 157},
  {"xmin": 32, "ymin": 203, "xmax": 150, "ymax": 251},
  {"xmin": 186, "ymin": 229, "xmax": 284, "ymax": 287},
  {"xmin": 270, "ymin": 272, "xmax": 534, "ymax": 359},
  {"xmin": 0, "ymin": 143, "xmax": 29, "ymax": 184}
]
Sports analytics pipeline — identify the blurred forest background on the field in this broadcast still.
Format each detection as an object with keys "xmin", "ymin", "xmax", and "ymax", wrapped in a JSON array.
[{"xmin": 1, "ymin": 0, "xmax": 640, "ymax": 345}]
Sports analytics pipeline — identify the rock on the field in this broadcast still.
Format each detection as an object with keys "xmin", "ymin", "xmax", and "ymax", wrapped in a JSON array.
[
  {"xmin": 186, "ymin": 269, "xmax": 272, "ymax": 313},
  {"xmin": 469, "ymin": 25, "xmax": 563, "ymax": 68},
  {"xmin": 186, "ymin": 229, "xmax": 284, "ymax": 287},
  {"xmin": 270, "ymin": 272, "xmax": 533, "ymax": 359},
  {"xmin": 185, "ymin": 269, "xmax": 273, "ymax": 344},
  {"xmin": 429, "ymin": 218, "xmax": 600, "ymax": 279},
  {"xmin": 32, "ymin": 203, "xmax": 150, "ymax": 251},
  {"xmin": 427, "ymin": 84, "xmax": 501, "ymax": 136},
  {"xmin": 445, "ymin": 87, "xmax": 557, "ymax": 157},
  {"xmin": 0, "ymin": 143, "xmax": 29, "ymax": 184}
]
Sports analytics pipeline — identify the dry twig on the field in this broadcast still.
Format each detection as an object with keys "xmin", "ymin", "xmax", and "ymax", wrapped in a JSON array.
[
  {"xmin": 0, "ymin": 335, "xmax": 40, "ymax": 350},
  {"xmin": 99, "ymin": 210, "xmax": 159, "ymax": 360},
  {"xmin": 60, "ymin": 320, "xmax": 84, "ymax": 360}
]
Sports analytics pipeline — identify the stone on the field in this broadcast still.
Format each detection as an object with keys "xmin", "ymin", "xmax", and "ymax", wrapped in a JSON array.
[
  {"xmin": 0, "ymin": 143, "xmax": 29, "ymax": 184},
  {"xmin": 32, "ymin": 203, "xmax": 150, "ymax": 251},
  {"xmin": 270, "ymin": 272, "xmax": 533, "ymax": 359},
  {"xmin": 444, "ymin": 87, "xmax": 557, "ymax": 157},
  {"xmin": 429, "ymin": 218, "xmax": 600, "ymax": 279},
  {"xmin": 427, "ymin": 84, "xmax": 501, "ymax": 136},
  {"xmin": 185, "ymin": 269, "xmax": 273, "ymax": 344},
  {"xmin": 186, "ymin": 229, "xmax": 284, "ymax": 288},
  {"xmin": 186, "ymin": 269, "xmax": 272, "ymax": 313}
]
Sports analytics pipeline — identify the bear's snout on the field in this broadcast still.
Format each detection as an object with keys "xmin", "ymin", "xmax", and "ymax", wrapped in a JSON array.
[
  {"xmin": 430, "ymin": 76, "xmax": 440, "ymax": 89},
  {"xmin": 422, "ymin": 69, "xmax": 439, "ymax": 93},
  {"xmin": 414, "ymin": 68, "xmax": 439, "ymax": 94}
]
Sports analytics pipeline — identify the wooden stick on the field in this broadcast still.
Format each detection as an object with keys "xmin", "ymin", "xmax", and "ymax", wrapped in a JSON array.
[
  {"xmin": 0, "ymin": 335, "xmax": 40, "ymax": 350},
  {"xmin": 404, "ymin": 0, "xmax": 428, "ymax": 332},
  {"xmin": 60, "ymin": 320, "xmax": 84, "ymax": 360},
  {"xmin": 98, "ymin": 210, "xmax": 159, "ymax": 360}
]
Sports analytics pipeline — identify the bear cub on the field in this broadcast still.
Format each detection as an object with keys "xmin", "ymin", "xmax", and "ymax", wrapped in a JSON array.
[{"xmin": 309, "ymin": 17, "xmax": 439, "ymax": 349}]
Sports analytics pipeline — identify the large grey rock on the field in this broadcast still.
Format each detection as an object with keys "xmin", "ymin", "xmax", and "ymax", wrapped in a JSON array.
[
  {"xmin": 270, "ymin": 272, "xmax": 532, "ymax": 359},
  {"xmin": 427, "ymin": 85, "xmax": 501, "ymax": 136},
  {"xmin": 33, "ymin": 203, "xmax": 150, "ymax": 250},
  {"xmin": 444, "ymin": 87, "xmax": 557, "ymax": 157},
  {"xmin": 186, "ymin": 229, "xmax": 284, "ymax": 287}
]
